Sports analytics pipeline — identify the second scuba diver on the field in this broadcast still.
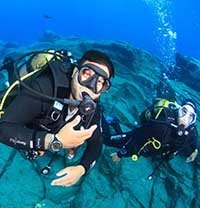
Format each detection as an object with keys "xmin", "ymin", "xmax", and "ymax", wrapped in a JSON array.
[{"xmin": 104, "ymin": 99, "xmax": 198, "ymax": 164}]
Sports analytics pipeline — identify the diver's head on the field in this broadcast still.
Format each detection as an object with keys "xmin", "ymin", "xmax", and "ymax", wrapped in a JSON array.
[
  {"xmin": 177, "ymin": 99, "xmax": 197, "ymax": 129},
  {"xmin": 71, "ymin": 50, "xmax": 115, "ymax": 101}
]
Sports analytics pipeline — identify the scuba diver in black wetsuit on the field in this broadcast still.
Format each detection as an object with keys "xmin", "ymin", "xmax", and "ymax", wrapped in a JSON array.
[
  {"xmin": 0, "ymin": 49, "xmax": 115, "ymax": 187},
  {"xmin": 104, "ymin": 99, "xmax": 198, "ymax": 164}
]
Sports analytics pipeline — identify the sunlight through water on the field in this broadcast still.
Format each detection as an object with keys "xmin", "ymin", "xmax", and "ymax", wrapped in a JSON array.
[{"xmin": 143, "ymin": 0, "xmax": 177, "ymax": 66}]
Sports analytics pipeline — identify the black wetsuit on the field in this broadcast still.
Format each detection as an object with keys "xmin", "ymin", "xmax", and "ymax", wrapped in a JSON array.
[
  {"xmin": 104, "ymin": 117, "xmax": 198, "ymax": 159},
  {"xmin": 0, "ymin": 72, "xmax": 102, "ymax": 173}
]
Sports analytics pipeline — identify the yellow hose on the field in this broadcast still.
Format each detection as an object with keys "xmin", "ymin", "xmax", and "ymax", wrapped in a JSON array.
[{"xmin": 0, "ymin": 69, "xmax": 41, "ymax": 118}]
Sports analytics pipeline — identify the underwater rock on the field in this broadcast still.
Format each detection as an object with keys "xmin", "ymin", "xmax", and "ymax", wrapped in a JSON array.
[
  {"xmin": 34, "ymin": 199, "xmax": 62, "ymax": 208},
  {"xmin": 0, "ymin": 146, "xmax": 43, "ymax": 208},
  {"xmin": 91, "ymin": 41, "xmax": 135, "ymax": 68},
  {"xmin": 0, "ymin": 71, "xmax": 8, "ymax": 91},
  {"xmin": 39, "ymin": 30, "xmax": 61, "ymax": 43},
  {"xmin": 170, "ymin": 53, "xmax": 200, "ymax": 90},
  {"xmin": 4, "ymin": 41, "xmax": 18, "ymax": 49},
  {"xmin": 0, "ymin": 41, "xmax": 19, "ymax": 61}
]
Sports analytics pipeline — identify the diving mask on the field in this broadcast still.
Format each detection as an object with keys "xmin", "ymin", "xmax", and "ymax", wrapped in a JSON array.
[
  {"xmin": 77, "ymin": 63, "xmax": 110, "ymax": 94},
  {"xmin": 178, "ymin": 105, "xmax": 197, "ymax": 128}
]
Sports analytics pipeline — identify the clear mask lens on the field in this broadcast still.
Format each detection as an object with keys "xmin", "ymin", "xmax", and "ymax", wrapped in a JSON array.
[
  {"xmin": 78, "ymin": 64, "xmax": 110, "ymax": 94},
  {"xmin": 178, "ymin": 106, "xmax": 196, "ymax": 125}
]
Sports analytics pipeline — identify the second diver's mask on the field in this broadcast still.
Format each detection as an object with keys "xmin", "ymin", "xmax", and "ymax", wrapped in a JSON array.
[
  {"xmin": 178, "ymin": 104, "xmax": 197, "ymax": 129},
  {"xmin": 77, "ymin": 63, "xmax": 111, "ymax": 94}
]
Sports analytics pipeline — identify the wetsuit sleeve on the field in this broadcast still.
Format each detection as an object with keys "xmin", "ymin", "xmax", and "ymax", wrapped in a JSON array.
[
  {"xmin": 184, "ymin": 127, "xmax": 199, "ymax": 156},
  {"xmin": 116, "ymin": 134, "xmax": 138, "ymax": 158},
  {"xmin": 116, "ymin": 128, "xmax": 143, "ymax": 158},
  {"xmin": 0, "ymin": 76, "xmax": 52, "ymax": 150},
  {"xmin": 78, "ymin": 108, "xmax": 103, "ymax": 173},
  {"xmin": 116, "ymin": 125, "xmax": 159, "ymax": 158},
  {"xmin": 104, "ymin": 131, "xmax": 133, "ymax": 149}
]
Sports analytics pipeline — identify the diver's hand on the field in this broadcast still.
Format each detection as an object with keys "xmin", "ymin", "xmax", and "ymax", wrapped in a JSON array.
[
  {"xmin": 51, "ymin": 165, "xmax": 85, "ymax": 187},
  {"xmin": 58, "ymin": 115, "xmax": 97, "ymax": 148},
  {"xmin": 110, "ymin": 152, "xmax": 121, "ymax": 163},
  {"xmin": 186, "ymin": 149, "xmax": 198, "ymax": 163},
  {"xmin": 38, "ymin": 151, "xmax": 45, "ymax": 156}
]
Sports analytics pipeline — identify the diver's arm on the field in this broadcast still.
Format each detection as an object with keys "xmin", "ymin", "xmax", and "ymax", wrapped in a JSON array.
[
  {"xmin": 116, "ymin": 145, "xmax": 138, "ymax": 158},
  {"xmin": 0, "ymin": 85, "xmax": 48, "ymax": 150},
  {"xmin": 183, "ymin": 127, "xmax": 198, "ymax": 156},
  {"xmin": 116, "ymin": 125, "xmax": 156, "ymax": 158},
  {"xmin": 79, "ymin": 126, "xmax": 103, "ymax": 173},
  {"xmin": 51, "ymin": 110, "xmax": 103, "ymax": 187},
  {"xmin": 186, "ymin": 149, "xmax": 198, "ymax": 163},
  {"xmin": 50, "ymin": 116, "xmax": 97, "ymax": 149},
  {"xmin": 115, "ymin": 127, "xmax": 144, "ymax": 158},
  {"xmin": 0, "ymin": 76, "xmax": 53, "ymax": 150},
  {"xmin": 185, "ymin": 128, "xmax": 199, "ymax": 162},
  {"xmin": 104, "ymin": 132, "xmax": 132, "ymax": 148},
  {"xmin": 50, "ymin": 128, "xmax": 102, "ymax": 187},
  {"xmin": 51, "ymin": 165, "xmax": 86, "ymax": 187},
  {"xmin": 111, "ymin": 137, "xmax": 140, "ymax": 163},
  {"xmin": 78, "ymin": 109, "xmax": 103, "ymax": 173},
  {"xmin": 0, "ymin": 79, "xmax": 96, "ymax": 151}
]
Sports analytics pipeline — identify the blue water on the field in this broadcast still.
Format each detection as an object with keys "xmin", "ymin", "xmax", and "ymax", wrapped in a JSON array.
[
  {"xmin": 0, "ymin": 1, "xmax": 199, "ymax": 207},
  {"xmin": 0, "ymin": 0, "xmax": 199, "ymax": 62}
]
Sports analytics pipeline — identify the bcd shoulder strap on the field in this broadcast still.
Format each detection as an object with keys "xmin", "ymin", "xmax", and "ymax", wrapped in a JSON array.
[
  {"xmin": 0, "ymin": 49, "xmax": 76, "ymax": 119},
  {"xmin": 143, "ymin": 99, "xmax": 179, "ymax": 125}
]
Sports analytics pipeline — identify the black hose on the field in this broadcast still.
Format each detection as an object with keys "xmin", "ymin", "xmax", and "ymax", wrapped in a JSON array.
[{"xmin": 13, "ymin": 50, "xmax": 80, "ymax": 107}]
